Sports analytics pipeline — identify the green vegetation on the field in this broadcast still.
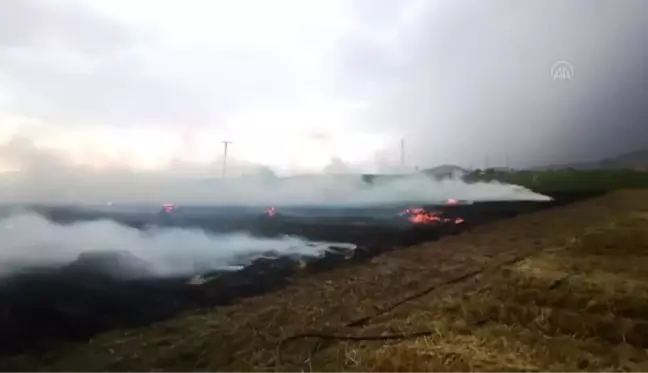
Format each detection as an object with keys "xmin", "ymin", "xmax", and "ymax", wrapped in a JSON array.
[{"xmin": 470, "ymin": 169, "xmax": 648, "ymax": 192}]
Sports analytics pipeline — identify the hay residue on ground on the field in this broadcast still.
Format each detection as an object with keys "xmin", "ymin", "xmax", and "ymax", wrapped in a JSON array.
[{"xmin": 4, "ymin": 190, "xmax": 648, "ymax": 371}]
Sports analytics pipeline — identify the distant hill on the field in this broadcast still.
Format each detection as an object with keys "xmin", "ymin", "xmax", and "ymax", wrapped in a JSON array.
[
  {"xmin": 597, "ymin": 150, "xmax": 648, "ymax": 170},
  {"xmin": 536, "ymin": 150, "xmax": 648, "ymax": 171}
]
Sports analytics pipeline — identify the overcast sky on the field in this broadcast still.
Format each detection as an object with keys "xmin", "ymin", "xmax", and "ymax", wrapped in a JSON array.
[{"xmin": 1, "ymin": 0, "xmax": 648, "ymax": 178}]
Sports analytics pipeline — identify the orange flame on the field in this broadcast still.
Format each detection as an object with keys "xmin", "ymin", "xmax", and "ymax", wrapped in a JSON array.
[
  {"xmin": 162, "ymin": 203, "xmax": 174, "ymax": 213},
  {"xmin": 446, "ymin": 198, "xmax": 458, "ymax": 205},
  {"xmin": 267, "ymin": 207, "xmax": 276, "ymax": 217},
  {"xmin": 409, "ymin": 213, "xmax": 441, "ymax": 224},
  {"xmin": 401, "ymin": 206, "xmax": 464, "ymax": 225}
]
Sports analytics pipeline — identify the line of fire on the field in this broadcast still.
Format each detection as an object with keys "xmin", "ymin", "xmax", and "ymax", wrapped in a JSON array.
[{"xmin": 263, "ymin": 198, "xmax": 465, "ymax": 225}]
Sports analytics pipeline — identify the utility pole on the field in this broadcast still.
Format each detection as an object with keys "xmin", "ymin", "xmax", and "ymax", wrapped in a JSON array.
[{"xmin": 221, "ymin": 140, "xmax": 232, "ymax": 179}]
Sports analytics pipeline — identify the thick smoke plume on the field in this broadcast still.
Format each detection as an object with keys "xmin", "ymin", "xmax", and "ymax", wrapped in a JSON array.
[
  {"xmin": 0, "ymin": 211, "xmax": 350, "ymax": 278},
  {"xmin": 2, "ymin": 172, "xmax": 549, "ymax": 206},
  {"xmin": 0, "ymin": 137, "xmax": 550, "ymax": 205}
]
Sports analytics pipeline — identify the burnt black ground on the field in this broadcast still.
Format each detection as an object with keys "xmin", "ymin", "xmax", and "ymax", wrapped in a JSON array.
[{"xmin": 0, "ymin": 190, "xmax": 605, "ymax": 356}]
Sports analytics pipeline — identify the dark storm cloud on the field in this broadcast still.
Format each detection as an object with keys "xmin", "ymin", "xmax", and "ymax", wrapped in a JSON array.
[{"xmin": 361, "ymin": 0, "xmax": 648, "ymax": 168}]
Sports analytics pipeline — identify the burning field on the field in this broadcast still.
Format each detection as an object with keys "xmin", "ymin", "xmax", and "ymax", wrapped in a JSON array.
[
  {"xmin": 1, "ymin": 189, "xmax": 644, "ymax": 371},
  {"xmin": 0, "ymin": 188, "xmax": 616, "ymax": 370}
]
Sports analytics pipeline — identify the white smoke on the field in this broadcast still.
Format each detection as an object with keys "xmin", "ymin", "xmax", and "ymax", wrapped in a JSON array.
[
  {"xmin": 227, "ymin": 173, "xmax": 551, "ymax": 206},
  {"xmin": 0, "ymin": 139, "xmax": 551, "ymax": 277},
  {"xmin": 2, "ymin": 170, "xmax": 550, "ymax": 206},
  {"xmin": 0, "ymin": 212, "xmax": 352, "ymax": 278},
  {"xmin": 0, "ymin": 137, "xmax": 551, "ymax": 205}
]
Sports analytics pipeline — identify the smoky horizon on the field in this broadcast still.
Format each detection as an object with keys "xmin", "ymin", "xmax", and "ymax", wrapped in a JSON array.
[{"xmin": 0, "ymin": 0, "xmax": 647, "ymax": 204}]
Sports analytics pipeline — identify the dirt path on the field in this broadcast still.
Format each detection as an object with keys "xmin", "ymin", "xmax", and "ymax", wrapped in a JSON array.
[{"xmin": 4, "ymin": 190, "xmax": 648, "ymax": 371}]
